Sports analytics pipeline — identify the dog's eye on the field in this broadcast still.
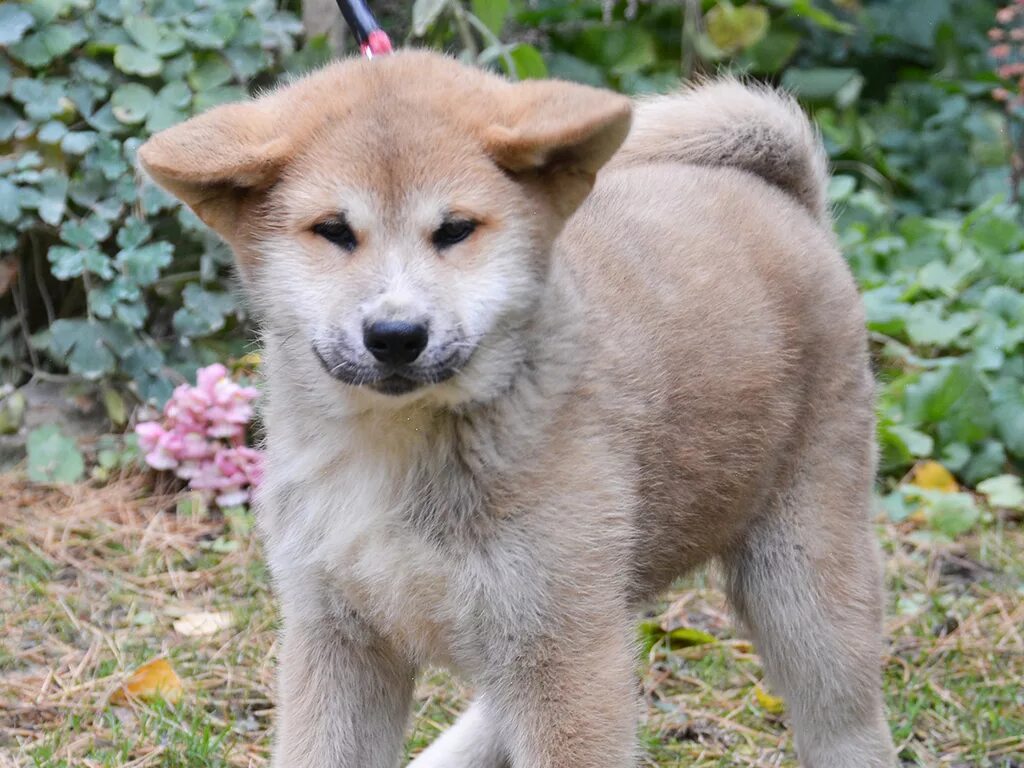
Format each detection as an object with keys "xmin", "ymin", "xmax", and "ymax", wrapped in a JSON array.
[
  {"xmin": 432, "ymin": 219, "xmax": 477, "ymax": 249},
  {"xmin": 312, "ymin": 218, "xmax": 358, "ymax": 252}
]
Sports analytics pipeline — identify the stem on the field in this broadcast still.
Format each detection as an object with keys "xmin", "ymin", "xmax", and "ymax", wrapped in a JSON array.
[
  {"xmin": 463, "ymin": 11, "xmax": 517, "ymax": 78},
  {"xmin": 682, "ymin": 0, "xmax": 702, "ymax": 81},
  {"xmin": 30, "ymin": 232, "xmax": 56, "ymax": 327},
  {"xmin": 450, "ymin": 1, "xmax": 479, "ymax": 59},
  {"xmin": 81, "ymin": 271, "xmax": 96, "ymax": 322},
  {"xmin": 12, "ymin": 259, "xmax": 41, "ymax": 374}
]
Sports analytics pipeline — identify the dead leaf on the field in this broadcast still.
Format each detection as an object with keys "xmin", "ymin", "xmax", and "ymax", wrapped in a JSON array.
[
  {"xmin": 110, "ymin": 658, "xmax": 183, "ymax": 705},
  {"xmin": 754, "ymin": 683, "xmax": 785, "ymax": 715},
  {"xmin": 910, "ymin": 461, "xmax": 958, "ymax": 493},
  {"xmin": 173, "ymin": 611, "xmax": 233, "ymax": 637}
]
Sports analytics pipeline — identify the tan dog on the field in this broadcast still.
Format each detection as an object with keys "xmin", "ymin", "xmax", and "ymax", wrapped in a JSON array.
[{"xmin": 140, "ymin": 51, "xmax": 896, "ymax": 768}]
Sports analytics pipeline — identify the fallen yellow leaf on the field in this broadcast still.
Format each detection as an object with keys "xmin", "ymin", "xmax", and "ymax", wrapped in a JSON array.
[
  {"xmin": 110, "ymin": 658, "xmax": 183, "ymax": 705},
  {"xmin": 754, "ymin": 683, "xmax": 785, "ymax": 715},
  {"xmin": 731, "ymin": 640, "xmax": 755, "ymax": 654},
  {"xmin": 908, "ymin": 509, "xmax": 928, "ymax": 526},
  {"xmin": 173, "ymin": 611, "xmax": 233, "ymax": 637},
  {"xmin": 235, "ymin": 352, "xmax": 262, "ymax": 368},
  {"xmin": 910, "ymin": 461, "xmax": 958, "ymax": 493}
]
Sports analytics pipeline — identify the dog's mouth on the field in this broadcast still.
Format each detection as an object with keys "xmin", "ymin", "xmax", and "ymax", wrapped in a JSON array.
[{"xmin": 312, "ymin": 345, "xmax": 464, "ymax": 396}]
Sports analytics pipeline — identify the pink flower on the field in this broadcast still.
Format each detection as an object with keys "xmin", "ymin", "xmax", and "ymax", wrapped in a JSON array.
[
  {"xmin": 134, "ymin": 363, "xmax": 263, "ymax": 508},
  {"xmin": 135, "ymin": 421, "xmax": 166, "ymax": 453}
]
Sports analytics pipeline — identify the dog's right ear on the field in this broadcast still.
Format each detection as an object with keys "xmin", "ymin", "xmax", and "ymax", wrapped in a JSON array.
[{"xmin": 138, "ymin": 100, "xmax": 291, "ymax": 240}]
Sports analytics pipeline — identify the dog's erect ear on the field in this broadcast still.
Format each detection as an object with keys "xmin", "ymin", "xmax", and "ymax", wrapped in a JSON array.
[
  {"xmin": 138, "ymin": 100, "xmax": 290, "ymax": 239},
  {"xmin": 484, "ymin": 80, "xmax": 631, "ymax": 213}
]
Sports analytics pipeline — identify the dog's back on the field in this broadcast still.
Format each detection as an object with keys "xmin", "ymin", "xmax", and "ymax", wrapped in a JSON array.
[{"xmin": 557, "ymin": 83, "xmax": 873, "ymax": 598}]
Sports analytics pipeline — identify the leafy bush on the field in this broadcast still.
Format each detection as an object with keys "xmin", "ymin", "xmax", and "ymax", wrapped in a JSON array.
[
  {"xmin": 0, "ymin": 0, "xmax": 313, "ymax": 404},
  {"xmin": 835, "ymin": 181, "xmax": 1024, "ymax": 481},
  {"xmin": 3, "ymin": 0, "xmax": 1022, "ymax": 488}
]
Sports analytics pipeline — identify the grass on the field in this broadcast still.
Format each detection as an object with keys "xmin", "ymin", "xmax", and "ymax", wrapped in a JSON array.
[{"xmin": 1, "ymin": 472, "xmax": 1022, "ymax": 768}]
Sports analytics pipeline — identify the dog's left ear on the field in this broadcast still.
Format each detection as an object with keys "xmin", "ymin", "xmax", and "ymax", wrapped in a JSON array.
[{"xmin": 485, "ymin": 80, "xmax": 632, "ymax": 214}]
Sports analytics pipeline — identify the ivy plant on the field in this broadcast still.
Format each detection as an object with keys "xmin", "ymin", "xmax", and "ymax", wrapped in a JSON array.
[{"xmin": 0, "ymin": 0, "xmax": 312, "ymax": 404}]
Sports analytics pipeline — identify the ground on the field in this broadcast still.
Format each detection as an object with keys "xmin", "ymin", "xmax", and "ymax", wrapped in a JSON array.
[{"xmin": 1, "ymin": 473, "xmax": 1022, "ymax": 768}]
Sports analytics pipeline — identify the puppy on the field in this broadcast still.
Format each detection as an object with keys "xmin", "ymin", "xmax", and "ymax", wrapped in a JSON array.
[{"xmin": 140, "ymin": 51, "xmax": 897, "ymax": 768}]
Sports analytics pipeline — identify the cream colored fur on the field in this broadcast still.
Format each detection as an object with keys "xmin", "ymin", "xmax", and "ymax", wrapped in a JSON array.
[{"xmin": 139, "ymin": 51, "xmax": 897, "ymax": 768}]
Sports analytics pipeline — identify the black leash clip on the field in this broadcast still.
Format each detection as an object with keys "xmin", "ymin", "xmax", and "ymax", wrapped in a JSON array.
[{"xmin": 334, "ymin": 0, "xmax": 393, "ymax": 57}]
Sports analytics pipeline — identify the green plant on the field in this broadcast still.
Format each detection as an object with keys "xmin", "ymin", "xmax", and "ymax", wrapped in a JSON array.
[
  {"xmin": 0, "ymin": 0, "xmax": 312, "ymax": 404},
  {"xmin": 832, "ymin": 180, "xmax": 1024, "ymax": 483},
  {"xmin": 26, "ymin": 422, "xmax": 84, "ymax": 482},
  {"xmin": 3, "ymin": 0, "xmax": 1022, "ymax": 494}
]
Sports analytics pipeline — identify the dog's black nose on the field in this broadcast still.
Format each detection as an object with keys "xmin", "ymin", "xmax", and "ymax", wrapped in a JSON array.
[{"xmin": 363, "ymin": 320, "xmax": 428, "ymax": 365}]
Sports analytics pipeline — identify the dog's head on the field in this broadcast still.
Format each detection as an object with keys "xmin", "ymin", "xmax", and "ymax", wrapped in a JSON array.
[{"xmin": 139, "ymin": 51, "xmax": 630, "ymax": 408}]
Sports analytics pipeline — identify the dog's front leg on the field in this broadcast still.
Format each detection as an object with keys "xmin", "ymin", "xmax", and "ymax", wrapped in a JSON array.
[
  {"xmin": 271, "ymin": 609, "xmax": 414, "ymax": 768},
  {"xmin": 486, "ymin": 613, "xmax": 640, "ymax": 768}
]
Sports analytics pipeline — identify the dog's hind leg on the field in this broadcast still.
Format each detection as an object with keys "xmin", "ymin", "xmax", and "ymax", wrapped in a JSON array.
[
  {"xmin": 407, "ymin": 698, "xmax": 508, "ymax": 768},
  {"xmin": 722, "ymin": 459, "xmax": 897, "ymax": 768}
]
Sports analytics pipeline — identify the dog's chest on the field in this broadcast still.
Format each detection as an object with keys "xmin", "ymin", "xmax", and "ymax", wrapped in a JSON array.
[{"xmin": 263, "ymin": 443, "xmax": 477, "ymax": 665}]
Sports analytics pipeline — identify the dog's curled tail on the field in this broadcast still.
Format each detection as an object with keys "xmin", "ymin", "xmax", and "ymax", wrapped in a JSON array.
[{"xmin": 609, "ymin": 78, "xmax": 829, "ymax": 223}]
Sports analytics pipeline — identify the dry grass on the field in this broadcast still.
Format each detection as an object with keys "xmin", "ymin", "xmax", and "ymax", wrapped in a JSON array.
[{"xmin": 1, "ymin": 472, "xmax": 1021, "ymax": 768}]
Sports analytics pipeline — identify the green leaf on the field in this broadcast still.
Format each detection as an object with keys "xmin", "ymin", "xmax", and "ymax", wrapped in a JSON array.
[
  {"xmin": 89, "ymin": 277, "xmax": 140, "ymax": 319},
  {"xmin": 38, "ymin": 171, "xmax": 68, "ymax": 226},
  {"xmin": 0, "ymin": 5, "xmax": 36, "ymax": 45},
  {"xmin": 156, "ymin": 81, "xmax": 191, "ymax": 109},
  {"xmin": 60, "ymin": 220, "xmax": 98, "ymax": 249},
  {"xmin": 114, "ymin": 44, "xmax": 163, "ymax": 76},
  {"xmin": 102, "ymin": 386, "xmax": 127, "ymax": 426},
  {"xmin": 963, "ymin": 442, "xmax": 1008, "ymax": 487},
  {"xmin": 545, "ymin": 53, "xmax": 605, "ymax": 87},
  {"xmin": 10, "ymin": 23, "xmax": 87, "ymax": 66},
  {"xmin": 11, "ymin": 77, "xmax": 66, "ymax": 120},
  {"xmin": 887, "ymin": 425, "xmax": 934, "ymax": 458},
  {"xmin": 925, "ymin": 492, "xmax": 979, "ymax": 538},
  {"xmin": 0, "ymin": 103, "xmax": 19, "ymax": 142},
  {"xmin": 188, "ymin": 54, "xmax": 233, "ymax": 91},
  {"xmin": 192, "ymin": 85, "xmax": 245, "ymax": 112},
  {"xmin": 173, "ymin": 283, "xmax": 236, "ymax": 337},
  {"xmin": 509, "ymin": 44, "xmax": 547, "ymax": 80},
  {"xmin": 604, "ymin": 28, "xmax": 657, "ymax": 75},
  {"xmin": 744, "ymin": 28, "xmax": 800, "ymax": 74},
  {"xmin": 48, "ymin": 245, "xmax": 115, "ymax": 280},
  {"xmin": 110, "ymin": 83, "xmax": 155, "ymax": 124},
  {"xmin": 904, "ymin": 303, "xmax": 974, "ymax": 347},
  {"xmin": 881, "ymin": 490, "xmax": 910, "ymax": 522},
  {"xmin": 706, "ymin": 3, "xmax": 769, "ymax": 55},
  {"xmin": 61, "ymin": 130, "xmax": 98, "ymax": 155},
  {"xmin": 0, "ymin": 179, "xmax": 20, "ymax": 225},
  {"xmin": 471, "ymin": 0, "xmax": 508, "ymax": 35},
  {"xmin": 26, "ymin": 0, "xmax": 69, "ymax": 26},
  {"xmin": 145, "ymin": 100, "xmax": 185, "ymax": 132},
  {"xmin": 991, "ymin": 379, "xmax": 1024, "ymax": 458},
  {"xmin": 783, "ymin": 0, "xmax": 854, "ymax": 34},
  {"xmin": 27, "ymin": 424, "xmax": 85, "ymax": 484},
  {"xmin": 412, "ymin": 0, "xmax": 449, "ymax": 36},
  {"xmin": 976, "ymin": 475, "xmax": 1024, "ymax": 510},
  {"xmin": 0, "ymin": 391, "xmax": 26, "ymax": 435},
  {"xmin": 116, "ymin": 241, "xmax": 173, "ymax": 286},
  {"xmin": 124, "ymin": 16, "xmax": 184, "ymax": 56},
  {"xmin": 36, "ymin": 119, "xmax": 66, "ymax": 144},
  {"xmin": 666, "ymin": 627, "xmax": 716, "ymax": 647},
  {"xmin": 49, "ymin": 319, "xmax": 116, "ymax": 379},
  {"xmin": 116, "ymin": 218, "xmax": 152, "ymax": 250},
  {"xmin": 781, "ymin": 68, "xmax": 864, "ymax": 108}
]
